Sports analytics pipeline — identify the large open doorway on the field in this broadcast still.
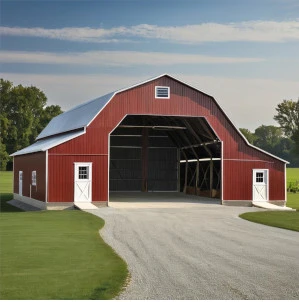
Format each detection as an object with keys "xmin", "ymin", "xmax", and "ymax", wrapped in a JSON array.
[{"xmin": 109, "ymin": 115, "xmax": 222, "ymax": 202}]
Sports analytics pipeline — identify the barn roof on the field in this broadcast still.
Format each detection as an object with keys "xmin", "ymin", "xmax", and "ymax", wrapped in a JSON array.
[
  {"xmin": 10, "ymin": 130, "xmax": 85, "ymax": 156},
  {"xmin": 11, "ymin": 74, "xmax": 288, "ymax": 163},
  {"xmin": 37, "ymin": 74, "xmax": 173, "ymax": 140},
  {"xmin": 36, "ymin": 92, "xmax": 115, "ymax": 140}
]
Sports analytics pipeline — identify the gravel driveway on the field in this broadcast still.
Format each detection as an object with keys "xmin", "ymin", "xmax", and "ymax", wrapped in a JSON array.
[{"xmin": 86, "ymin": 203, "xmax": 299, "ymax": 300}]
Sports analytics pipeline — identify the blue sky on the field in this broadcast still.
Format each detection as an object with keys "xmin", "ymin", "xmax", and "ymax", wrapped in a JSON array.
[{"xmin": 1, "ymin": 0, "xmax": 298, "ymax": 130}]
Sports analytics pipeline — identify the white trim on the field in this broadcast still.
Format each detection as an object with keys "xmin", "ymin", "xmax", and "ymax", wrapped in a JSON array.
[
  {"xmin": 155, "ymin": 86, "xmax": 170, "ymax": 99},
  {"xmin": 45, "ymin": 150, "xmax": 48, "ymax": 203},
  {"xmin": 108, "ymin": 131, "xmax": 110, "ymax": 206},
  {"xmin": 180, "ymin": 158, "xmax": 221, "ymax": 163},
  {"xmin": 252, "ymin": 169, "xmax": 269, "ymax": 202},
  {"xmin": 32, "ymin": 170, "xmax": 37, "ymax": 186},
  {"xmin": 107, "ymin": 113, "xmax": 223, "ymax": 203},
  {"xmin": 74, "ymin": 162, "xmax": 92, "ymax": 202},
  {"xmin": 18, "ymin": 171, "xmax": 23, "ymax": 196},
  {"xmin": 107, "ymin": 115, "xmax": 130, "ymax": 206},
  {"xmin": 108, "ymin": 114, "xmax": 222, "ymax": 198},
  {"xmin": 177, "ymin": 148, "xmax": 180, "ymax": 192},
  {"xmin": 224, "ymin": 159, "xmax": 274, "ymax": 163},
  {"xmin": 221, "ymin": 141, "xmax": 224, "ymax": 203},
  {"xmin": 284, "ymin": 163, "xmax": 287, "ymax": 202},
  {"xmin": 12, "ymin": 157, "xmax": 14, "ymax": 194}
]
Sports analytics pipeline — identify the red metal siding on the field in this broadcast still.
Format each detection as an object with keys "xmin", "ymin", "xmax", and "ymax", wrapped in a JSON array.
[
  {"xmin": 48, "ymin": 155, "xmax": 107, "ymax": 202},
  {"xmin": 13, "ymin": 152, "xmax": 46, "ymax": 202},
  {"xmin": 223, "ymin": 160, "xmax": 285, "ymax": 201},
  {"xmin": 48, "ymin": 76, "xmax": 286, "ymax": 202}
]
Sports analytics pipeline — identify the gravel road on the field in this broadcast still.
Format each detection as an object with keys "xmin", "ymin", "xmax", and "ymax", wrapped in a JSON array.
[{"xmin": 86, "ymin": 203, "xmax": 299, "ymax": 300}]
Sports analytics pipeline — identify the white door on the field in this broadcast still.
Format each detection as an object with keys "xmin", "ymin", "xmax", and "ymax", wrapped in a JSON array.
[
  {"xmin": 19, "ymin": 171, "xmax": 23, "ymax": 196},
  {"xmin": 74, "ymin": 163, "xmax": 92, "ymax": 202},
  {"xmin": 253, "ymin": 169, "xmax": 268, "ymax": 201}
]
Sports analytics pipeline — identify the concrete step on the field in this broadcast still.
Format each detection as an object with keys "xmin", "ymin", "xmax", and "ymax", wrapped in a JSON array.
[
  {"xmin": 74, "ymin": 202, "xmax": 99, "ymax": 210},
  {"xmin": 253, "ymin": 201, "xmax": 295, "ymax": 211}
]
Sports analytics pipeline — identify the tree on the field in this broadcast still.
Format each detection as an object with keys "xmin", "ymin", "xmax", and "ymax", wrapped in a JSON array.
[
  {"xmin": 0, "ymin": 79, "xmax": 63, "ymax": 170},
  {"xmin": 274, "ymin": 99, "xmax": 299, "ymax": 138},
  {"xmin": 254, "ymin": 125, "xmax": 283, "ymax": 153},
  {"xmin": 274, "ymin": 99, "xmax": 299, "ymax": 166},
  {"xmin": 0, "ymin": 111, "xmax": 10, "ymax": 170},
  {"xmin": 239, "ymin": 128, "xmax": 256, "ymax": 144}
]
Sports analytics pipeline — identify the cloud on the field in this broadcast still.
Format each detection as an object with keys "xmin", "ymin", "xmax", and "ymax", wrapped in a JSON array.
[
  {"xmin": 1, "ymin": 20, "xmax": 299, "ymax": 44},
  {"xmin": 0, "ymin": 50, "xmax": 264, "ymax": 66},
  {"xmin": 1, "ymin": 72, "xmax": 298, "ymax": 131}
]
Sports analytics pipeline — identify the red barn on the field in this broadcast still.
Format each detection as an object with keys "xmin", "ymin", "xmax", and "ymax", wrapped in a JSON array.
[{"xmin": 11, "ymin": 74, "xmax": 288, "ymax": 209}]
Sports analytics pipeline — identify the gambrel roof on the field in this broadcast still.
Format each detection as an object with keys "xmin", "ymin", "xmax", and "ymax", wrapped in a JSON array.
[
  {"xmin": 11, "ymin": 130, "xmax": 85, "ymax": 156},
  {"xmin": 37, "ymin": 74, "xmax": 174, "ymax": 140},
  {"xmin": 11, "ymin": 74, "xmax": 288, "ymax": 163},
  {"xmin": 36, "ymin": 92, "xmax": 114, "ymax": 140}
]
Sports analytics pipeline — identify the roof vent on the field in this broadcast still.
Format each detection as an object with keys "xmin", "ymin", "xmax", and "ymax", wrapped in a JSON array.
[{"xmin": 155, "ymin": 86, "xmax": 170, "ymax": 99}]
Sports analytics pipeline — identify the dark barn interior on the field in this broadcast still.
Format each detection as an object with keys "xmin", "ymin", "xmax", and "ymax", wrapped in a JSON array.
[{"xmin": 109, "ymin": 115, "xmax": 221, "ymax": 198}]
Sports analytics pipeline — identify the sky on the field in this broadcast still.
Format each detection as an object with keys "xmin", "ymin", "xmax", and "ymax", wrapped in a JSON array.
[{"xmin": 1, "ymin": 0, "xmax": 299, "ymax": 131}]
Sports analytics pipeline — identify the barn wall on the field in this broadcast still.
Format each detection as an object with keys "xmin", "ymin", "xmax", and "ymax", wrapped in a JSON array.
[
  {"xmin": 48, "ymin": 155, "xmax": 107, "ymax": 202},
  {"xmin": 49, "ymin": 76, "xmax": 286, "ymax": 202},
  {"xmin": 222, "ymin": 160, "xmax": 285, "ymax": 201},
  {"xmin": 13, "ymin": 152, "xmax": 46, "ymax": 202}
]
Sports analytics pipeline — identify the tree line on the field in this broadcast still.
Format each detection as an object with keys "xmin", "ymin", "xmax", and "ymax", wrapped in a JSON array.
[
  {"xmin": 1, "ymin": 79, "xmax": 298, "ymax": 170},
  {"xmin": 0, "ymin": 79, "xmax": 63, "ymax": 170},
  {"xmin": 240, "ymin": 99, "xmax": 299, "ymax": 167}
]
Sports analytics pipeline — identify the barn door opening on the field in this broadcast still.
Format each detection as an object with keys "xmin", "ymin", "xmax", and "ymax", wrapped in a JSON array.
[
  {"xmin": 253, "ymin": 169, "xmax": 268, "ymax": 201},
  {"xmin": 109, "ymin": 115, "xmax": 221, "ymax": 198},
  {"xmin": 74, "ymin": 163, "xmax": 92, "ymax": 202},
  {"xmin": 19, "ymin": 171, "xmax": 23, "ymax": 196}
]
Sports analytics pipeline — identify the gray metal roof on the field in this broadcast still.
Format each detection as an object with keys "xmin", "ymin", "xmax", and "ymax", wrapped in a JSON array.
[
  {"xmin": 11, "ymin": 130, "xmax": 85, "ymax": 156},
  {"xmin": 36, "ymin": 74, "xmax": 173, "ymax": 140},
  {"xmin": 12, "ymin": 74, "xmax": 288, "ymax": 163},
  {"xmin": 37, "ymin": 92, "xmax": 115, "ymax": 140}
]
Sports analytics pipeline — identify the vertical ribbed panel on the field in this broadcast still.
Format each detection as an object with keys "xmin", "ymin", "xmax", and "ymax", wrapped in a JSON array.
[
  {"xmin": 13, "ymin": 152, "xmax": 46, "ymax": 201},
  {"xmin": 48, "ymin": 155, "xmax": 107, "ymax": 202}
]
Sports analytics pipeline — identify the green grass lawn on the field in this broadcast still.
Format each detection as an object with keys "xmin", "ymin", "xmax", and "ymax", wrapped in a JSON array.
[
  {"xmin": 287, "ymin": 192, "xmax": 299, "ymax": 210},
  {"xmin": 0, "ymin": 171, "xmax": 13, "ymax": 193},
  {"xmin": 240, "ymin": 211, "xmax": 299, "ymax": 232},
  {"xmin": 0, "ymin": 210, "xmax": 128, "ymax": 300},
  {"xmin": 0, "ymin": 171, "xmax": 128, "ymax": 300},
  {"xmin": 286, "ymin": 168, "xmax": 299, "ymax": 210},
  {"xmin": 240, "ymin": 168, "xmax": 299, "ymax": 231},
  {"xmin": 287, "ymin": 168, "xmax": 299, "ymax": 183}
]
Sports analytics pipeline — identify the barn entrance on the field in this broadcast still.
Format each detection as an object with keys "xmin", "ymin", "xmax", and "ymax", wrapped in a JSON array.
[{"xmin": 109, "ymin": 115, "xmax": 222, "ymax": 201}]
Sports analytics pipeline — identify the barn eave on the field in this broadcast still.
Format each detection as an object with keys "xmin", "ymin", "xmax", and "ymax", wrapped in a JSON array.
[{"xmin": 10, "ymin": 130, "xmax": 85, "ymax": 156}]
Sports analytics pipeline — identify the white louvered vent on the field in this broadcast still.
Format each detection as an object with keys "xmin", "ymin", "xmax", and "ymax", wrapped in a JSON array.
[{"xmin": 155, "ymin": 86, "xmax": 170, "ymax": 99}]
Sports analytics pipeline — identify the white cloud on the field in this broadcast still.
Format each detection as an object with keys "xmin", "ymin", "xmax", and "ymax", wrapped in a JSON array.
[
  {"xmin": 1, "ymin": 20, "xmax": 299, "ymax": 44},
  {"xmin": 1, "ymin": 72, "xmax": 297, "ymax": 131},
  {"xmin": 0, "ymin": 50, "xmax": 264, "ymax": 66}
]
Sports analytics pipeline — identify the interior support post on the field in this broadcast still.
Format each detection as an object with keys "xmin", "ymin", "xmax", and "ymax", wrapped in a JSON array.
[
  {"xmin": 141, "ymin": 127, "xmax": 148, "ymax": 192},
  {"xmin": 210, "ymin": 160, "xmax": 214, "ymax": 197},
  {"xmin": 184, "ymin": 160, "xmax": 188, "ymax": 193},
  {"xmin": 195, "ymin": 160, "xmax": 199, "ymax": 195},
  {"xmin": 177, "ymin": 149, "xmax": 181, "ymax": 192}
]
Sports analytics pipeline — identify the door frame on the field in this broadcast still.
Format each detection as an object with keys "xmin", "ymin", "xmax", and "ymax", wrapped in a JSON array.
[
  {"xmin": 252, "ymin": 169, "xmax": 269, "ymax": 202},
  {"xmin": 74, "ymin": 162, "xmax": 92, "ymax": 202},
  {"xmin": 19, "ymin": 171, "xmax": 23, "ymax": 196}
]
